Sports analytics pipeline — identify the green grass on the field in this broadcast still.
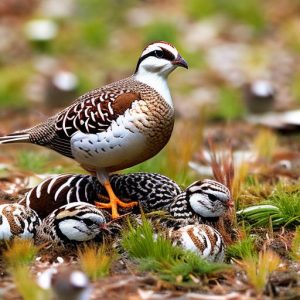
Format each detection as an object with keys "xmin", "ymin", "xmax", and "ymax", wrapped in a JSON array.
[
  {"xmin": 211, "ymin": 87, "xmax": 245, "ymax": 121},
  {"xmin": 16, "ymin": 150, "xmax": 66, "ymax": 174},
  {"xmin": 237, "ymin": 184, "xmax": 300, "ymax": 228},
  {"xmin": 121, "ymin": 217, "xmax": 227, "ymax": 285},
  {"xmin": 185, "ymin": 0, "xmax": 266, "ymax": 32},
  {"xmin": 291, "ymin": 226, "xmax": 300, "ymax": 261},
  {"xmin": 226, "ymin": 235, "xmax": 257, "ymax": 260}
]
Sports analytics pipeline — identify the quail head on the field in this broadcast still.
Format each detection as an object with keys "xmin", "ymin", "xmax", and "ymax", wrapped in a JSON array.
[
  {"xmin": 169, "ymin": 179, "xmax": 233, "ymax": 225},
  {"xmin": 35, "ymin": 202, "xmax": 112, "ymax": 249}
]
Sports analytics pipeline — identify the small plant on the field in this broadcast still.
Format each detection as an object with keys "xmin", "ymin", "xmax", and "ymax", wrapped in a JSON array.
[
  {"xmin": 121, "ymin": 218, "xmax": 227, "ymax": 285},
  {"xmin": 78, "ymin": 243, "xmax": 117, "ymax": 280},
  {"xmin": 242, "ymin": 250, "xmax": 281, "ymax": 295},
  {"xmin": 238, "ymin": 184, "xmax": 300, "ymax": 228},
  {"xmin": 4, "ymin": 238, "xmax": 38, "ymax": 268},
  {"xmin": 291, "ymin": 226, "xmax": 300, "ymax": 261},
  {"xmin": 226, "ymin": 235, "xmax": 257, "ymax": 260},
  {"xmin": 11, "ymin": 265, "xmax": 50, "ymax": 300}
]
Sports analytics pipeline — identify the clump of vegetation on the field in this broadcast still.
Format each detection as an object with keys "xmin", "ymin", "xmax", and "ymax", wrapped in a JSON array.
[
  {"xmin": 238, "ymin": 184, "xmax": 300, "ymax": 228},
  {"xmin": 78, "ymin": 243, "xmax": 117, "ymax": 280},
  {"xmin": 11, "ymin": 265, "xmax": 50, "ymax": 300},
  {"xmin": 226, "ymin": 235, "xmax": 257, "ymax": 260},
  {"xmin": 121, "ymin": 218, "xmax": 227, "ymax": 285},
  {"xmin": 4, "ymin": 238, "xmax": 38, "ymax": 268},
  {"xmin": 242, "ymin": 250, "xmax": 281, "ymax": 294},
  {"xmin": 291, "ymin": 227, "xmax": 300, "ymax": 261}
]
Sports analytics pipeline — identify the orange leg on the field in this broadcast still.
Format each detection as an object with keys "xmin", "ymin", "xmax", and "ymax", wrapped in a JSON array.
[{"xmin": 95, "ymin": 179, "xmax": 138, "ymax": 219}]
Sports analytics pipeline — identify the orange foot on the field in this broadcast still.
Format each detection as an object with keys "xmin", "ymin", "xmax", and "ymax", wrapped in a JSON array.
[{"xmin": 95, "ymin": 180, "xmax": 138, "ymax": 219}]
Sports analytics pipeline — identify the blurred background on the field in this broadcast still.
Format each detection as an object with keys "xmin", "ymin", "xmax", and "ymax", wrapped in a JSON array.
[{"xmin": 1, "ymin": 0, "xmax": 300, "ymax": 186}]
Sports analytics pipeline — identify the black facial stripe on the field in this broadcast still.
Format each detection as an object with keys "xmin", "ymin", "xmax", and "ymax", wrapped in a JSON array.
[{"xmin": 135, "ymin": 48, "xmax": 176, "ymax": 73}]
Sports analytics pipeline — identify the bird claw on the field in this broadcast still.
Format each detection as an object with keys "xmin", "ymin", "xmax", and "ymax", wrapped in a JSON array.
[{"xmin": 94, "ymin": 198, "xmax": 138, "ymax": 219}]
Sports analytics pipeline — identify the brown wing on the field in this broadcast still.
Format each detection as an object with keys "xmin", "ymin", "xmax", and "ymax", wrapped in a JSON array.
[
  {"xmin": 27, "ymin": 88, "xmax": 140, "ymax": 158},
  {"xmin": 55, "ymin": 89, "xmax": 140, "ymax": 138}
]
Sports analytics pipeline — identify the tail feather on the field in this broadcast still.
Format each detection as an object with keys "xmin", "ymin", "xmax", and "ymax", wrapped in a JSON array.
[{"xmin": 0, "ymin": 133, "xmax": 30, "ymax": 144}]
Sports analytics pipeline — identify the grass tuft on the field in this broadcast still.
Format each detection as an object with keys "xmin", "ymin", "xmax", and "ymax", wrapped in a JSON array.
[
  {"xmin": 238, "ymin": 184, "xmax": 300, "ymax": 228},
  {"xmin": 11, "ymin": 265, "xmax": 50, "ymax": 300},
  {"xmin": 4, "ymin": 238, "xmax": 38, "ymax": 268},
  {"xmin": 242, "ymin": 250, "xmax": 281, "ymax": 294},
  {"xmin": 226, "ymin": 235, "xmax": 257, "ymax": 260},
  {"xmin": 121, "ymin": 218, "xmax": 227, "ymax": 285},
  {"xmin": 291, "ymin": 226, "xmax": 300, "ymax": 261},
  {"xmin": 78, "ymin": 243, "xmax": 117, "ymax": 280}
]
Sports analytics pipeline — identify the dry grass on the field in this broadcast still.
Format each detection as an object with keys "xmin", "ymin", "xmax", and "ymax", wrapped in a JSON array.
[
  {"xmin": 253, "ymin": 129, "xmax": 278, "ymax": 162},
  {"xmin": 3, "ymin": 238, "xmax": 38, "ymax": 268},
  {"xmin": 78, "ymin": 243, "xmax": 117, "ymax": 280},
  {"xmin": 242, "ymin": 249, "xmax": 281, "ymax": 295}
]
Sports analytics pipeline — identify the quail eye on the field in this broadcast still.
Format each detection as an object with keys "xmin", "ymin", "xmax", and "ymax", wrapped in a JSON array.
[
  {"xmin": 83, "ymin": 219, "xmax": 94, "ymax": 226},
  {"xmin": 207, "ymin": 194, "xmax": 219, "ymax": 202},
  {"xmin": 154, "ymin": 50, "xmax": 164, "ymax": 58}
]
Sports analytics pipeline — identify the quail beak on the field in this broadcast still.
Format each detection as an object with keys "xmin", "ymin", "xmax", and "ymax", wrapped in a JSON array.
[
  {"xmin": 100, "ymin": 212, "xmax": 132, "ymax": 232},
  {"xmin": 172, "ymin": 54, "xmax": 188, "ymax": 69}
]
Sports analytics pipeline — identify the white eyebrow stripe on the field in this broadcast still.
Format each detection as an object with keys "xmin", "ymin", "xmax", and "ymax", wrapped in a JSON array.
[{"xmin": 141, "ymin": 43, "xmax": 178, "ymax": 58}]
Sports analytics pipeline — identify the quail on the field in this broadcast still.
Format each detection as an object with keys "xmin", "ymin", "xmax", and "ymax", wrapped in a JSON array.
[
  {"xmin": 0, "ymin": 41, "xmax": 188, "ymax": 219},
  {"xmin": 0, "ymin": 203, "xmax": 41, "ymax": 240},
  {"xmin": 34, "ymin": 202, "xmax": 113, "ymax": 249}
]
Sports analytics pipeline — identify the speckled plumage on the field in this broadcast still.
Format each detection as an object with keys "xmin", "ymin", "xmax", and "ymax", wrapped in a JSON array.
[
  {"xmin": 19, "ymin": 172, "xmax": 182, "ymax": 218},
  {"xmin": 35, "ymin": 203, "xmax": 110, "ymax": 249},
  {"xmin": 169, "ymin": 179, "xmax": 232, "ymax": 225},
  {"xmin": 168, "ymin": 224, "xmax": 225, "ymax": 262},
  {"xmin": 24, "ymin": 78, "xmax": 175, "ymax": 172},
  {"xmin": 0, "ymin": 203, "xmax": 41, "ymax": 240}
]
